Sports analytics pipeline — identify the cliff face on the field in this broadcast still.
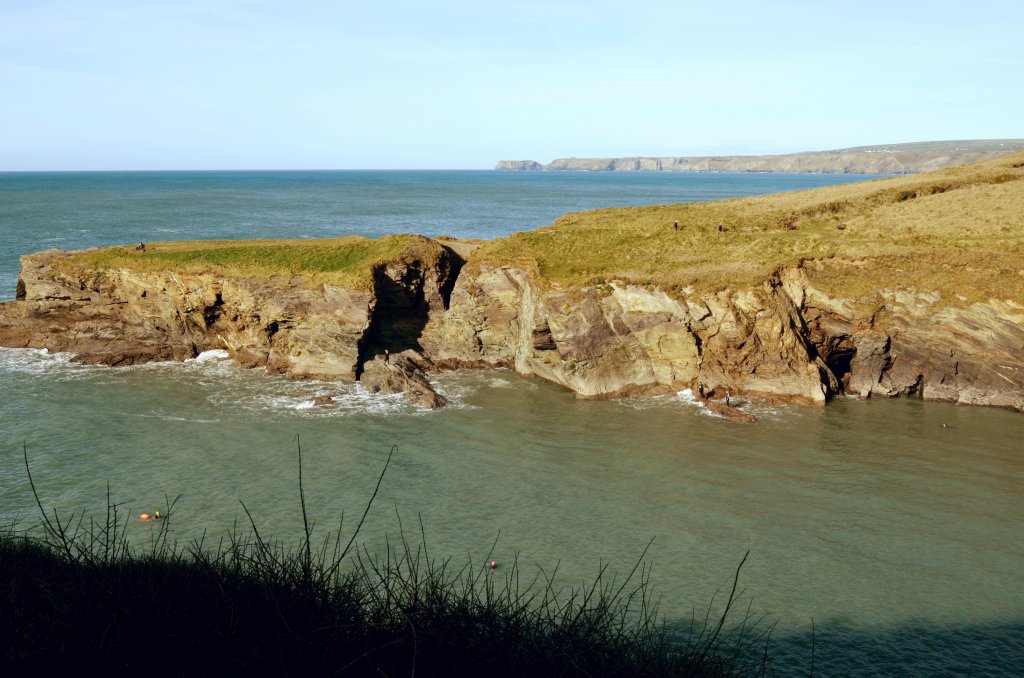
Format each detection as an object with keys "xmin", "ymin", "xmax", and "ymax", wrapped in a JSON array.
[
  {"xmin": 2, "ymin": 245, "xmax": 1022, "ymax": 414},
  {"xmin": 498, "ymin": 140, "xmax": 1024, "ymax": 175},
  {"xmin": 537, "ymin": 151, "xmax": 1020, "ymax": 174},
  {"xmin": 0, "ymin": 244, "xmax": 460, "ymax": 406},
  {"xmin": 494, "ymin": 160, "xmax": 544, "ymax": 171},
  {"xmin": 423, "ymin": 264, "xmax": 1024, "ymax": 411},
  {"xmin": 7, "ymin": 151, "xmax": 1023, "ymax": 414}
]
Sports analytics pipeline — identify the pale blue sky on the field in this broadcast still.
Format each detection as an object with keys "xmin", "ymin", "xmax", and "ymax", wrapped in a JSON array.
[{"xmin": 2, "ymin": 0, "xmax": 1022, "ymax": 169}]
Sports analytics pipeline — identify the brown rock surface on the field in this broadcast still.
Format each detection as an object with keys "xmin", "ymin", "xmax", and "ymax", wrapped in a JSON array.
[
  {"xmin": 702, "ymin": 399, "xmax": 758, "ymax": 424},
  {"xmin": 359, "ymin": 351, "xmax": 448, "ymax": 409},
  {"xmin": 2, "ymin": 244, "xmax": 1022, "ymax": 414}
]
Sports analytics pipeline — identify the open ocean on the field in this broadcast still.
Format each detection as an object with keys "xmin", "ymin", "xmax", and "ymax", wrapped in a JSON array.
[{"xmin": 1, "ymin": 170, "xmax": 1022, "ymax": 674}]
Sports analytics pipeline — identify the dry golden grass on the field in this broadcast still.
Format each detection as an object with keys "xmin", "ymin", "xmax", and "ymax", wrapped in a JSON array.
[
  {"xmin": 473, "ymin": 152, "xmax": 1024, "ymax": 304},
  {"xmin": 61, "ymin": 234, "xmax": 449, "ymax": 291}
]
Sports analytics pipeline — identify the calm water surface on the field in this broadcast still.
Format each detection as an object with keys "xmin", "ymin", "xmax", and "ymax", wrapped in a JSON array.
[{"xmin": 1, "ymin": 171, "xmax": 1021, "ymax": 674}]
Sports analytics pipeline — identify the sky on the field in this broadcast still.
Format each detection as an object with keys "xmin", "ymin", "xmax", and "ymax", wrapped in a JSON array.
[{"xmin": 1, "ymin": 0, "xmax": 1022, "ymax": 170}]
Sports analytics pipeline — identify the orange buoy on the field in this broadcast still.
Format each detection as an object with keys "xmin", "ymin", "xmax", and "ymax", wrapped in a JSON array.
[{"xmin": 140, "ymin": 513, "xmax": 151, "ymax": 521}]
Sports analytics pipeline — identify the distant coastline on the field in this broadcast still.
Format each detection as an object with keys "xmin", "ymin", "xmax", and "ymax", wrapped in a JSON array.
[{"xmin": 497, "ymin": 139, "xmax": 1024, "ymax": 175}]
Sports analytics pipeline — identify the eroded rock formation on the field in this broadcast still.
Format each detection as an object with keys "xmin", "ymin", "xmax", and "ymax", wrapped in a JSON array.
[{"xmin": 2, "ymin": 244, "xmax": 1023, "ymax": 414}]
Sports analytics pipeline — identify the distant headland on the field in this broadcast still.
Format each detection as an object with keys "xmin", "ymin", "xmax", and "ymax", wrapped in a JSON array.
[{"xmin": 496, "ymin": 139, "xmax": 1024, "ymax": 174}]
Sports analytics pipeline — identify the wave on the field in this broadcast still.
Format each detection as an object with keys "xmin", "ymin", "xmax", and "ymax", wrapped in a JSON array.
[
  {"xmin": 0, "ymin": 347, "xmax": 89, "ymax": 376},
  {"xmin": 0, "ymin": 346, "xmax": 466, "ymax": 418}
]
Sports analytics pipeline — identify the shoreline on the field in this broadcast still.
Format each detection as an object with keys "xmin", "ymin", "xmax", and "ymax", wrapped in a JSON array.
[{"xmin": 2, "ymin": 152, "xmax": 1022, "ymax": 414}]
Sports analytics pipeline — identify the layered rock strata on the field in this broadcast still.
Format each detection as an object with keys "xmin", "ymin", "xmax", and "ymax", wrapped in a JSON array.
[
  {"xmin": 2, "ymin": 246, "xmax": 1023, "ymax": 413},
  {"xmin": 496, "ymin": 140, "xmax": 1024, "ymax": 175}
]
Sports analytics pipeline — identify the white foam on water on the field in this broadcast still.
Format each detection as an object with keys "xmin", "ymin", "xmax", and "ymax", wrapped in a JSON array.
[
  {"xmin": 675, "ymin": 388, "xmax": 706, "ymax": 407},
  {"xmin": 240, "ymin": 383, "xmax": 416, "ymax": 417},
  {"xmin": 1, "ymin": 345, "xmax": 466, "ymax": 418},
  {"xmin": 129, "ymin": 412, "xmax": 223, "ymax": 424},
  {"xmin": 0, "ymin": 347, "xmax": 89, "ymax": 377},
  {"xmin": 615, "ymin": 387, "xmax": 710, "ymax": 413},
  {"xmin": 738, "ymin": 399, "xmax": 790, "ymax": 420},
  {"xmin": 191, "ymin": 349, "xmax": 231, "ymax": 363}
]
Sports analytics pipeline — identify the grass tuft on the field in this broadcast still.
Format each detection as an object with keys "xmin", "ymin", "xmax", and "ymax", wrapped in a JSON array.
[{"xmin": 2, "ymin": 443, "xmax": 772, "ymax": 676}]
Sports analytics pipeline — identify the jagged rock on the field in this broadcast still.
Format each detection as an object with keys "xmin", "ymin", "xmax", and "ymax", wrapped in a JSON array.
[
  {"xmin": 702, "ymin": 399, "xmax": 758, "ymax": 424},
  {"xmin": 428, "ymin": 269, "xmax": 827, "ymax": 404},
  {"xmin": 2, "ymin": 245, "xmax": 1022, "ymax": 414},
  {"xmin": 312, "ymin": 395, "xmax": 334, "ymax": 406},
  {"xmin": 847, "ymin": 331, "xmax": 892, "ymax": 397},
  {"xmin": 359, "ymin": 351, "xmax": 448, "ymax": 409}
]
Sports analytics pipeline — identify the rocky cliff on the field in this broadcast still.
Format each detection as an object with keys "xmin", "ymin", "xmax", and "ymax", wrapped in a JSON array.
[
  {"xmin": 494, "ymin": 160, "xmax": 544, "ymax": 171},
  {"xmin": 3, "ymin": 245, "xmax": 1021, "ymax": 414},
  {"xmin": 422, "ymin": 264, "xmax": 1024, "ymax": 411},
  {"xmin": 497, "ymin": 139, "xmax": 1024, "ymax": 174},
  {"xmin": 0, "ymin": 238, "xmax": 462, "ymax": 408},
  {"xmin": 4, "ymin": 153, "xmax": 1022, "ymax": 415}
]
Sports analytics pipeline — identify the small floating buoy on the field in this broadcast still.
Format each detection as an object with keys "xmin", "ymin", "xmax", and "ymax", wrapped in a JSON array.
[
  {"xmin": 489, "ymin": 560, "xmax": 498, "ymax": 569},
  {"xmin": 154, "ymin": 511, "xmax": 161, "ymax": 521},
  {"xmin": 140, "ymin": 513, "xmax": 151, "ymax": 521}
]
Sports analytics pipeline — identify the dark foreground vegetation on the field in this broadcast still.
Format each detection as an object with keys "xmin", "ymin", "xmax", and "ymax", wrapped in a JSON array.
[{"xmin": 1, "ymin": 447, "xmax": 771, "ymax": 676}]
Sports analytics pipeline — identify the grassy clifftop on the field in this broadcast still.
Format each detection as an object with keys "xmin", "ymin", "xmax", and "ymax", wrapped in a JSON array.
[
  {"xmin": 60, "ymin": 234, "xmax": 450, "ymax": 291},
  {"xmin": 55, "ymin": 152, "xmax": 1024, "ymax": 305},
  {"xmin": 475, "ymin": 152, "xmax": 1024, "ymax": 304}
]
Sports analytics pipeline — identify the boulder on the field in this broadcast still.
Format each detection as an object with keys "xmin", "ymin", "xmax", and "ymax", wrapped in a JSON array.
[{"xmin": 359, "ymin": 351, "xmax": 448, "ymax": 410}]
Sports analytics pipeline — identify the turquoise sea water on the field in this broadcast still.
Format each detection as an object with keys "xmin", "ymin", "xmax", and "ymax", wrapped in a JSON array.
[
  {"xmin": 1, "ymin": 170, "xmax": 1022, "ymax": 674},
  {"xmin": 0, "ymin": 170, "xmax": 877, "ymax": 300}
]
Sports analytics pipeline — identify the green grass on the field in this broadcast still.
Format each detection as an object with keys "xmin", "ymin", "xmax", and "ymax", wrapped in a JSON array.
[
  {"xmin": 59, "ymin": 234, "xmax": 451, "ymax": 291},
  {"xmin": 1, "ymin": 444, "xmax": 772, "ymax": 676},
  {"xmin": 472, "ymin": 151, "xmax": 1024, "ymax": 305},
  {"xmin": 52, "ymin": 152, "xmax": 1024, "ymax": 308}
]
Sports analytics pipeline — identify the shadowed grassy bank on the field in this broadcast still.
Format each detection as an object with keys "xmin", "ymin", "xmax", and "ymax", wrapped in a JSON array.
[{"xmin": 1, "ymin": 447, "xmax": 771, "ymax": 676}]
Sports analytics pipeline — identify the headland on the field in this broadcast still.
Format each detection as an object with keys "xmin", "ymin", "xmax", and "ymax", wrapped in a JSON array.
[
  {"xmin": 497, "ymin": 139, "xmax": 1024, "ymax": 174},
  {"xmin": 2, "ymin": 152, "xmax": 1023, "ymax": 414}
]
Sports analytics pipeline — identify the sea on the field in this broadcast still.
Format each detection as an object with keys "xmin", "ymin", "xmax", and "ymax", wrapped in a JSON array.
[{"xmin": 1, "ymin": 170, "xmax": 1022, "ymax": 675}]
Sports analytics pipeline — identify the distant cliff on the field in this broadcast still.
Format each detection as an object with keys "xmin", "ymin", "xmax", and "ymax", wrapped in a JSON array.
[
  {"xmin": 497, "ymin": 139, "xmax": 1024, "ymax": 174},
  {"xmin": 495, "ymin": 160, "xmax": 543, "ymax": 171}
]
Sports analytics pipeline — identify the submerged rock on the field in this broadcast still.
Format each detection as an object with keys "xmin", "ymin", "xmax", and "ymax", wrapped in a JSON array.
[{"xmin": 702, "ymin": 399, "xmax": 758, "ymax": 424}]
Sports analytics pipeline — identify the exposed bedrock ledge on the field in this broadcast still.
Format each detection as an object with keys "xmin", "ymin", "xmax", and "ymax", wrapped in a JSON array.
[
  {"xmin": 424, "ymin": 263, "xmax": 1024, "ymax": 412},
  {"xmin": 2, "ymin": 246, "xmax": 1023, "ymax": 413}
]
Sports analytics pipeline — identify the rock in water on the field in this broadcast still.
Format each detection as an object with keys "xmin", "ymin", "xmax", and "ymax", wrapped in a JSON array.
[
  {"xmin": 703, "ymin": 399, "xmax": 758, "ymax": 424},
  {"xmin": 359, "ymin": 351, "xmax": 448, "ymax": 410}
]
